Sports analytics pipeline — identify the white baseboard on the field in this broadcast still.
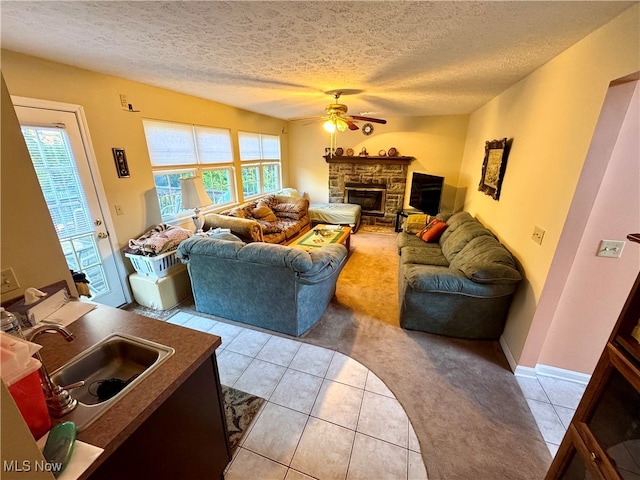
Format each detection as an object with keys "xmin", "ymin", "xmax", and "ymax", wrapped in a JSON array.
[
  {"xmin": 499, "ymin": 335, "xmax": 518, "ymax": 372},
  {"xmin": 499, "ymin": 335, "xmax": 591, "ymax": 384},
  {"xmin": 534, "ymin": 364, "xmax": 591, "ymax": 385},
  {"xmin": 514, "ymin": 365, "xmax": 538, "ymax": 379}
]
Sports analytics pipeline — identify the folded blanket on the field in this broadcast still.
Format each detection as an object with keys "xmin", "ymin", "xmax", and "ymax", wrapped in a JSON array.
[{"xmin": 126, "ymin": 224, "xmax": 193, "ymax": 256}]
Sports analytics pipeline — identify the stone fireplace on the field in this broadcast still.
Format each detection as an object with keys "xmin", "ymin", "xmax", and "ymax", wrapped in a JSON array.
[{"xmin": 326, "ymin": 155, "xmax": 411, "ymax": 227}]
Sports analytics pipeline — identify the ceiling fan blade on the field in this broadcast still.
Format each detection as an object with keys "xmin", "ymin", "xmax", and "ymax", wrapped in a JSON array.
[
  {"xmin": 345, "ymin": 119, "xmax": 359, "ymax": 130},
  {"xmin": 289, "ymin": 115, "xmax": 324, "ymax": 122},
  {"xmin": 350, "ymin": 115, "xmax": 387, "ymax": 125}
]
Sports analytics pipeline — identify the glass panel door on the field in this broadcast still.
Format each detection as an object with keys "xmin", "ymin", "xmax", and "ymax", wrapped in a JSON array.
[{"xmin": 14, "ymin": 104, "xmax": 127, "ymax": 307}]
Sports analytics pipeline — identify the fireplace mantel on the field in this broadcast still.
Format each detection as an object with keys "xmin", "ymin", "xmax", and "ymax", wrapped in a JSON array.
[{"xmin": 323, "ymin": 155, "xmax": 413, "ymax": 165}]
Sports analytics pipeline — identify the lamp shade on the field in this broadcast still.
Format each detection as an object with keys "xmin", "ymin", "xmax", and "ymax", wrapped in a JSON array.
[{"xmin": 180, "ymin": 176, "xmax": 212, "ymax": 210}]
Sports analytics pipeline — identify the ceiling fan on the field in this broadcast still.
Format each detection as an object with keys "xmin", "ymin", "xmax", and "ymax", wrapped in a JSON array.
[{"xmin": 290, "ymin": 90, "xmax": 387, "ymax": 133}]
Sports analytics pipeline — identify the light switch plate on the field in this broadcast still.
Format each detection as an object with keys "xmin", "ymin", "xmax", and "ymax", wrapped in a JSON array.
[
  {"xmin": 1, "ymin": 268, "xmax": 20, "ymax": 294},
  {"xmin": 531, "ymin": 226, "xmax": 545, "ymax": 245},
  {"xmin": 597, "ymin": 240, "xmax": 625, "ymax": 258}
]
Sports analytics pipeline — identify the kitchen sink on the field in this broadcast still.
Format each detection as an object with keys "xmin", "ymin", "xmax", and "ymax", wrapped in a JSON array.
[{"xmin": 50, "ymin": 333, "xmax": 174, "ymax": 431}]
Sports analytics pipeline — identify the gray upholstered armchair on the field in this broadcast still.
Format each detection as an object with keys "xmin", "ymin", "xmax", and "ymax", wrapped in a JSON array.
[{"xmin": 177, "ymin": 235, "xmax": 347, "ymax": 336}]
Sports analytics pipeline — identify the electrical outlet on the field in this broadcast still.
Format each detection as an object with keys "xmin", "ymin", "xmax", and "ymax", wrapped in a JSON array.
[
  {"xmin": 597, "ymin": 240, "xmax": 625, "ymax": 258},
  {"xmin": 1, "ymin": 268, "xmax": 20, "ymax": 294},
  {"xmin": 115, "ymin": 204, "xmax": 125, "ymax": 216},
  {"xmin": 119, "ymin": 94, "xmax": 128, "ymax": 110},
  {"xmin": 531, "ymin": 226, "xmax": 545, "ymax": 245}
]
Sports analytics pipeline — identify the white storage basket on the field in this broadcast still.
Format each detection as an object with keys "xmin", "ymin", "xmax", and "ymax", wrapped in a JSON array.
[{"xmin": 125, "ymin": 250, "xmax": 180, "ymax": 278}]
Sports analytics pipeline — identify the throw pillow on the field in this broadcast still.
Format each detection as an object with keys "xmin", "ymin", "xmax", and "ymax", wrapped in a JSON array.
[
  {"xmin": 416, "ymin": 219, "xmax": 448, "ymax": 243},
  {"xmin": 405, "ymin": 214, "xmax": 430, "ymax": 233},
  {"xmin": 253, "ymin": 201, "xmax": 277, "ymax": 222},
  {"xmin": 227, "ymin": 207, "xmax": 246, "ymax": 219}
]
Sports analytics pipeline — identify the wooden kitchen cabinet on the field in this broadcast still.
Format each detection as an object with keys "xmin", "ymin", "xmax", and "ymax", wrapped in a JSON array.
[
  {"xmin": 546, "ymin": 235, "xmax": 640, "ymax": 480},
  {"xmin": 88, "ymin": 355, "xmax": 231, "ymax": 479}
]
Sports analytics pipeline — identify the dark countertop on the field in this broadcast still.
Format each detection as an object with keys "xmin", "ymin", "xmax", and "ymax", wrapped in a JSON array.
[{"xmin": 35, "ymin": 305, "xmax": 221, "ymax": 478}]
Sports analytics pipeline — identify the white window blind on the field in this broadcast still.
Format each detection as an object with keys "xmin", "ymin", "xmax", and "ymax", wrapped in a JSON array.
[
  {"xmin": 143, "ymin": 120, "xmax": 233, "ymax": 166},
  {"xmin": 261, "ymin": 135, "xmax": 281, "ymax": 160},
  {"xmin": 21, "ymin": 126, "xmax": 93, "ymax": 239},
  {"xmin": 238, "ymin": 132, "xmax": 262, "ymax": 161},
  {"xmin": 143, "ymin": 120, "xmax": 197, "ymax": 166},
  {"xmin": 238, "ymin": 132, "xmax": 280, "ymax": 161},
  {"xmin": 195, "ymin": 126, "xmax": 233, "ymax": 164}
]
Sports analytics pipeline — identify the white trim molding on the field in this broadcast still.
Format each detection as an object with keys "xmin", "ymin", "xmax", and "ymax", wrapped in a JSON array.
[
  {"xmin": 500, "ymin": 335, "xmax": 592, "ymax": 384},
  {"xmin": 534, "ymin": 364, "xmax": 591, "ymax": 385}
]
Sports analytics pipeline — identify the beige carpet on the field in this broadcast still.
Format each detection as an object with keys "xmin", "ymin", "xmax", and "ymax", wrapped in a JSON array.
[{"xmin": 302, "ymin": 228, "xmax": 552, "ymax": 480}]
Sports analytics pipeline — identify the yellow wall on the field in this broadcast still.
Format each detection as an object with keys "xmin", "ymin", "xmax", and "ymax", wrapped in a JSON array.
[
  {"xmin": 1, "ymin": 50, "xmax": 289, "ymax": 253},
  {"xmin": 289, "ymin": 115, "xmax": 469, "ymax": 212},
  {"xmin": 1, "ymin": 76, "xmax": 75, "ymax": 303},
  {"xmin": 457, "ymin": 5, "xmax": 640, "ymax": 368}
]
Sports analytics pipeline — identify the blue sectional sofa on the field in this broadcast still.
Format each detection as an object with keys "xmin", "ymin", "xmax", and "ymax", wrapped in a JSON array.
[
  {"xmin": 177, "ymin": 235, "xmax": 347, "ymax": 336},
  {"xmin": 397, "ymin": 212, "xmax": 522, "ymax": 339}
]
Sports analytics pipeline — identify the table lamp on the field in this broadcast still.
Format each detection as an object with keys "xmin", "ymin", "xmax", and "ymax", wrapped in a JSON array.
[{"xmin": 180, "ymin": 176, "xmax": 212, "ymax": 234}]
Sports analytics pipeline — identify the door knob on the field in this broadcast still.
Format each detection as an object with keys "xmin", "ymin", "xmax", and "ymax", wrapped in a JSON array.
[
  {"xmin": 97, "ymin": 232, "xmax": 109, "ymax": 239},
  {"xmin": 94, "ymin": 219, "xmax": 102, "ymax": 226}
]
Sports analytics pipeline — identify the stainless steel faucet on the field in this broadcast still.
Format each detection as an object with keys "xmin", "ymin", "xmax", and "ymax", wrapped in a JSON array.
[{"xmin": 27, "ymin": 325, "xmax": 84, "ymax": 417}]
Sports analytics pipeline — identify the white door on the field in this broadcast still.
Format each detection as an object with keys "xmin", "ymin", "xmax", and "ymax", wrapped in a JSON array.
[{"xmin": 14, "ymin": 103, "xmax": 128, "ymax": 307}]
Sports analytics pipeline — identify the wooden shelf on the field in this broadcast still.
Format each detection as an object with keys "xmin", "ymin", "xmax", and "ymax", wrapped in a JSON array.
[{"xmin": 323, "ymin": 155, "xmax": 414, "ymax": 165}]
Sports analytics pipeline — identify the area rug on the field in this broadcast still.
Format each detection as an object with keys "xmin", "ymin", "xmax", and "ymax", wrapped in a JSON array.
[
  {"xmin": 120, "ymin": 301, "xmax": 179, "ymax": 321},
  {"xmin": 221, "ymin": 385, "xmax": 265, "ymax": 453},
  {"xmin": 358, "ymin": 224, "xmax": 396, "ymax": 235}
]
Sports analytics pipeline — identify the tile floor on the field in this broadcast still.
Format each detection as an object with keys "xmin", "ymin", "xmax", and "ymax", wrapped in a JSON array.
[
  {"xmin": 515, "ymin": 374, "xmax": 587, "ymax": 457},
  {"xmin": 167, "ymin": 311, "xmax": 428, "ymax": 480}
]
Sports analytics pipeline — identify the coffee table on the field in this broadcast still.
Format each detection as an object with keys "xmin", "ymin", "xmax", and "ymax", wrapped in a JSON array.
[{"xmin": 288, "ymin": 224, "xmax": 351, "ymax": 251}]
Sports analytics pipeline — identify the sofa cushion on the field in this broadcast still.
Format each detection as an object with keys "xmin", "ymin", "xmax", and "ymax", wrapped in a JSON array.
[
  {"xmin": 449, "ymin": 236, "xmax": 522, "ymax": 284},
  {"xmin": 438, "ymin": 212, "xmax": 476, "ymax": 246},
  {"xmin": 262, "ymin": 231, "xmax": 287, "ymax": 244},
  {"xmin": 400, "ymin": 246, "xmax": 449, "ymax": 267},
  {"xmin": 237, "ymin": 242, "xmax": 314, "ymax": 272},
  {"xmin": 176, "ymin": 235, "xmax": 245, "ymax": 261},
  {"xmin": 253, "ymin": 201, "xmax": 277, "ymax": 222},
  {"xmin": 402, "ymin": 263, "xmax": 516, "ymax": 296},
  {"xmin": 440, "ymin": 219, "xmax": 494, "ymax": 263},
  {"xmin": 417, "ymin": 219, "xmax": 448, "ymax": 243},
  {"xmin": 272, "ymin": 197, "xmax": 309, "ymax": 219},
  {"xmin": 397, "ymin": 231, "xmax": 427, "ymax": 250},
  {"xmin": 227, "ymin": 206, "xmax": 248, "ymax": 218}
]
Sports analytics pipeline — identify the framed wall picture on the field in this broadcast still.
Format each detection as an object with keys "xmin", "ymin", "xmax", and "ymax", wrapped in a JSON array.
[
  {"xmin": 112, "ymin": 148, "xmax": 130, "ymax": 178},
  {"xmin": 478, "ymin": 138, "xmax": 510, "ymax": 200}
]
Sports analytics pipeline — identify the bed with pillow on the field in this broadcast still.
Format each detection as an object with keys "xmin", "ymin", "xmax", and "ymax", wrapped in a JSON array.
[{"xmin": 396, "ymin": 212, "xmax": 522, "ymax": 339}]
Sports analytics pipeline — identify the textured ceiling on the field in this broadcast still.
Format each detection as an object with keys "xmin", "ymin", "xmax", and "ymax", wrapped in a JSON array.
[{"xmin": 1, "ymin": 1, "xmax": 634, "ymax": 120}]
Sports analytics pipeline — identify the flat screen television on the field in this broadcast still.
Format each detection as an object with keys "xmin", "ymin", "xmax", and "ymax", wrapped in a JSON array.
[{"xmin": 409, "ymin": 172, "xmax": 444, "ymax": 215}]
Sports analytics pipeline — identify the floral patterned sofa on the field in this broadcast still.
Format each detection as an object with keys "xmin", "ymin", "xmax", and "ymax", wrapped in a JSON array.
[{"xmin": 202, "ymin": 194, "xmax": 310, "ymax": 244}]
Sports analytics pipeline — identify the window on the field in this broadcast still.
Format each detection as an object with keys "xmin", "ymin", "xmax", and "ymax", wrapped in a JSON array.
[
  {"xmin": 143, "ymin": 120, "xmax": 235, "ymax": 219},
  {"xmin": 238, "ymin": 132, "xmax": 281, "ymax": 198}
]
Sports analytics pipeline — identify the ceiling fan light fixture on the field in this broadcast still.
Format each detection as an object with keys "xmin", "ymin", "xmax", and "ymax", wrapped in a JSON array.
[
  {"xmin": 335, "ymin": 118, "xmax": 348, "ymax": 132},
  {"xmin": 323, "ymin": 120, "xmax": 336, "ymax": 133}
]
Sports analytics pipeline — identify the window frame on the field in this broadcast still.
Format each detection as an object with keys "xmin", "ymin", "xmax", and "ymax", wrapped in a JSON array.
[
  {"xmin": 143, "ymin": 120, "xmax": 237, "ymax": 221},
  {"xmin": 238, "ymin": 131, "xmax": 282, "ymax": 200}
]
